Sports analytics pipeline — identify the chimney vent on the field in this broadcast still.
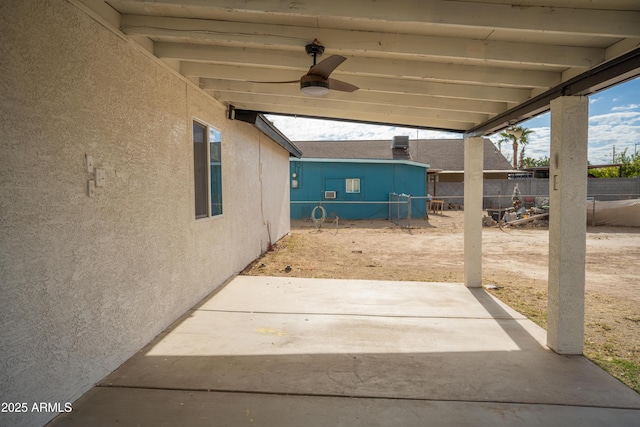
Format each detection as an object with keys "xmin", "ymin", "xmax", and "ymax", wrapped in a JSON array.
[{"xmin": 392, "ymin": 135, "xmax": 409, "ymax": 149}]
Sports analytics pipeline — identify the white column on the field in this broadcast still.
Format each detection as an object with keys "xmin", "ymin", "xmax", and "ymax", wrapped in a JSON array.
[
  {"xmin": 464, "ymin": 136, "xmax": 484, "ymax": 288},
  {"xmin": 547, "ymin": 96, "xmax": 589, "ymax": 354}
]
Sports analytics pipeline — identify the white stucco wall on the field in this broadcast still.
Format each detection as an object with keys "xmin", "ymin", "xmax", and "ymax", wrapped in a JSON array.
[{"xmin": 0, "ymin": 2, "xmax": 290, "ymax": 426}]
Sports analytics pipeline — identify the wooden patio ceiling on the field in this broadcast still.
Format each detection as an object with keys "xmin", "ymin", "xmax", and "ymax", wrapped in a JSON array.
[{"xmin": 87, "ymin": 0, "xmax": 640, "ymax": 135}]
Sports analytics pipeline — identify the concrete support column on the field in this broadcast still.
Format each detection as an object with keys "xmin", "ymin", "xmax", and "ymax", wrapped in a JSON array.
[
  {"xmin": 547, "ymin": 96, "xmax": 589, "ymax": 354},
  {"xmin": 464, "ymin": 136, "xmax": 484, "ymax": 288}
]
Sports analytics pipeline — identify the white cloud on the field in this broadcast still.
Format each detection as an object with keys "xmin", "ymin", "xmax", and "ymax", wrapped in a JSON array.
[
  {"xmin": 266, "ymin": 115, "xmax": 458, "ymax": 141},
  {"xmin": 590, "ymin": 111, "xmax": 640, "ymax": 126},
  {"xmin": 611, "ymin": 104, "xmax": 640, "ymax": 112},
  {"xmin": 586, "ymin": 112, "xmax": 640, "ymax": 163},
  {"xmin": 525, "ymin": 127, "xmax": 551, "ymax": 159},
  {"xmin": 267, "ymin": 103, "xmax": 640, "ymax": 165},
  {"xmin": 489, "ymin": 118, "xmax": 640, "ymax": 165}
]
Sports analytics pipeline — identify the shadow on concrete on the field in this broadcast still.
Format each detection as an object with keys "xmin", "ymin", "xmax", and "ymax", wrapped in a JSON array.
[
  {"xmin": 51, "ymin": 348, "xmax": 640, "ymax": 426},
  {"xmin": 467, "ymin": 287, "xmax": 544, "ymax": 351}
]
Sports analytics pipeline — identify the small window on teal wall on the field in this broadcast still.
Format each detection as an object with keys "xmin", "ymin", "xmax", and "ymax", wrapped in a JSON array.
[{"xmin": 346, "ymin": 178, "xmax": 360, "ymax": 193}]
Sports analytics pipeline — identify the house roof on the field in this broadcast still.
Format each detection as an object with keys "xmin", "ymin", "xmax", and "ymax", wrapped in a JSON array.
[
  {"xmin": 291, "ymin": 157, "xmax": 429, "ymax": 169},
  {"xmin": 293, "ymin": 138, "xmax": 514, "ymax": 172}
]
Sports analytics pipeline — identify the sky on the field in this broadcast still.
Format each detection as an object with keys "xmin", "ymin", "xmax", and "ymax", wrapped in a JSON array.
[{"xmin": 267, "ymin": 77, "xmax": 640, "ymax": 165}]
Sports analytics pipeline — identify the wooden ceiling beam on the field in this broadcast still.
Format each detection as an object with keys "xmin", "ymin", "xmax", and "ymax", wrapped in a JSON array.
[
  {"xmin": 119, "ymin": 0, "xmax": 640, "ymax": 38},
  {"xmin": 201, "ymin": 78, "xmax": 508, "ymax": 115},
  {"xmin": 228, "ymin": 102, "xmax": 473, "ymax": 132},
  {"xmin": 136, "ymin": 19, "xmax": 607, "ymax": 69},
  {"xmin": 180, "ymin": 58, "xmax": 558, "ymax": 89},
  {"xmin": 213, "ymin": 91, "xmax": 490, "ymax": 124}
]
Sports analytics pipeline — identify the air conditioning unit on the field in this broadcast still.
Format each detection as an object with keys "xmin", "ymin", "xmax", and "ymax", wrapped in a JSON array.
[
  {"xmin": 392, "ymin": 135, "xmax": 409, "ymax": 149},
  {"xmin": 324, "ymin": 191, "xmax": 336, "ymax": 199}
]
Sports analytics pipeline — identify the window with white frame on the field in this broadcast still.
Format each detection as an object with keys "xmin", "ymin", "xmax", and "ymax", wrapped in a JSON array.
[
  {"xmin": 193, "ymin": 121, "xmax": 223, "ymax": 219},
  {"xmin": 345, "ymin": 178, "xmax": 360, "ymax": 193}
]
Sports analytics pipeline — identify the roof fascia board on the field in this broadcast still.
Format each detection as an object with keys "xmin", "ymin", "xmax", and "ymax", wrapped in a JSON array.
[
  {"xmin": 291, "ymin": 157, "xmax": 430, "ymax": 169},
  {"xmin": 467, "ymin": 47, "xmax": 640, "ymax": 137},
  {"xmin": 440, "ymin": 169, "xmax": 518, "ymax": 174},
  {"xmin": 229, "ymin": 107, "xmax": 302, "ymax": 157},
  {"xmin": 264, "ymin": 112, "xmax": 465, "ymax": 135}
]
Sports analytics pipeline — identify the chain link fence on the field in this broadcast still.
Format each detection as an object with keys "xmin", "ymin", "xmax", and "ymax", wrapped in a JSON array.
[{"xmin": 389, "ymin": 193, "xmax": 411, "ymax": 228}]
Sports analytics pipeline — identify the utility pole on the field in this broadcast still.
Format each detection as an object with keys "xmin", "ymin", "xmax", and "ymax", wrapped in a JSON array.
[{"xmin": 612, "ymin": 144, "xmax": 616, "ymax": 163}]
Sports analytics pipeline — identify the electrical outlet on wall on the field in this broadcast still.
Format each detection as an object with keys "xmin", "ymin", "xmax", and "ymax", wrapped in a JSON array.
[
  {"xmin": 86, "ymin": 155, "xmax": 94, "ymax": 173},
  {"xmin": 95, "ymin": 168, "xmax": 106, "ymax": 187},
  {"xmin": 87, "ymin": 179, "xmax": 95, "ymax": 197}
]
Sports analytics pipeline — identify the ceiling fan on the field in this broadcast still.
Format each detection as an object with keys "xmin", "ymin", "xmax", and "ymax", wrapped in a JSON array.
[{"xmin": 253, "ymin": 40, "xmax": 359, "ymax": 97}]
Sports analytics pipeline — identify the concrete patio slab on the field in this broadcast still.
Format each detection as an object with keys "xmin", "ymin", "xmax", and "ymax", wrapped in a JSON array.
[
  {"xmin": 50, "ymin": 276, "xmax": 640, "ymax": 426},
  {"xmin": 197, "ymin": 276, "xmax": 526, "ymax": 319},
  {"xmin": 53, "ymin": 387, "xmax": 640, "ymax": 427}
]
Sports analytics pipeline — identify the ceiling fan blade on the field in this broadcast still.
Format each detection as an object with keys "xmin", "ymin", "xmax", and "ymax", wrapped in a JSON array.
[
  {"xmin": 328, "ymin": 78, "xmax": 359, "ymax": 93},
  {"xmin": 308, "ymin": 55, "xmax": 346, "ymax": 79},
  {"xmin": 248, "ymin": 80, "xmax": 299, "ymax": 84}
]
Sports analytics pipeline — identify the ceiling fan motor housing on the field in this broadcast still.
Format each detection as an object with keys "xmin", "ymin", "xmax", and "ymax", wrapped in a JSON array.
[{"xmin": 305, "ymin": 42, "xmax": 325, "ymax": 57}]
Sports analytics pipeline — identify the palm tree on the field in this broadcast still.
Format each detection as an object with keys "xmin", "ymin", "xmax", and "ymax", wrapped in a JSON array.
[{"xmin": 498, "ymin": 126, "xmax": 534, "ymax": 169}]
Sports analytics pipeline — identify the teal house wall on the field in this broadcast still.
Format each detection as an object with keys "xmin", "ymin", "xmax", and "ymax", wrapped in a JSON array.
[{"xmin": 290, "ymin": 158, "xmax": 428, "ymax": 220}]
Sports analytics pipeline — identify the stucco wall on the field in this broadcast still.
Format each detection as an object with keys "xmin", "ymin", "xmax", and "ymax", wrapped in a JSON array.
[{"xmin": 0, "ymin": 2, "xmax": 290, "ymax": 426}]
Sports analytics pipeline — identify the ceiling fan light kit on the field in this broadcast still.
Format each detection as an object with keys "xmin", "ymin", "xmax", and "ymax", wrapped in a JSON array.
[
  {"xmin": 300, "ymin": 81, "xmax": 330, "ymax": 96},
  {"xmin": 300, "ymin": 74, "xmax": 330, "ymax": 96}
]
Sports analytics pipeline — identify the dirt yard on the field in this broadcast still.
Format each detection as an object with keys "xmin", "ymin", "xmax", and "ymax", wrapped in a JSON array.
[{"xmin": 243, "ymin": 211, "xmax": 640, "ymax": 392}]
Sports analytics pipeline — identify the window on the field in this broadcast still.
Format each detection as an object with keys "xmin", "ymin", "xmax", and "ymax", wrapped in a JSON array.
[
  {"xmin": 345, "ymin": 178, "xmax": 360, "ymax": 193},
  {"xmin": 193, "ymin": 121, "xmax": 222, "ymax": 219},
  {"xmin": 209, "ymin": 127, "xmax": 222, "ymax": 216}
]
